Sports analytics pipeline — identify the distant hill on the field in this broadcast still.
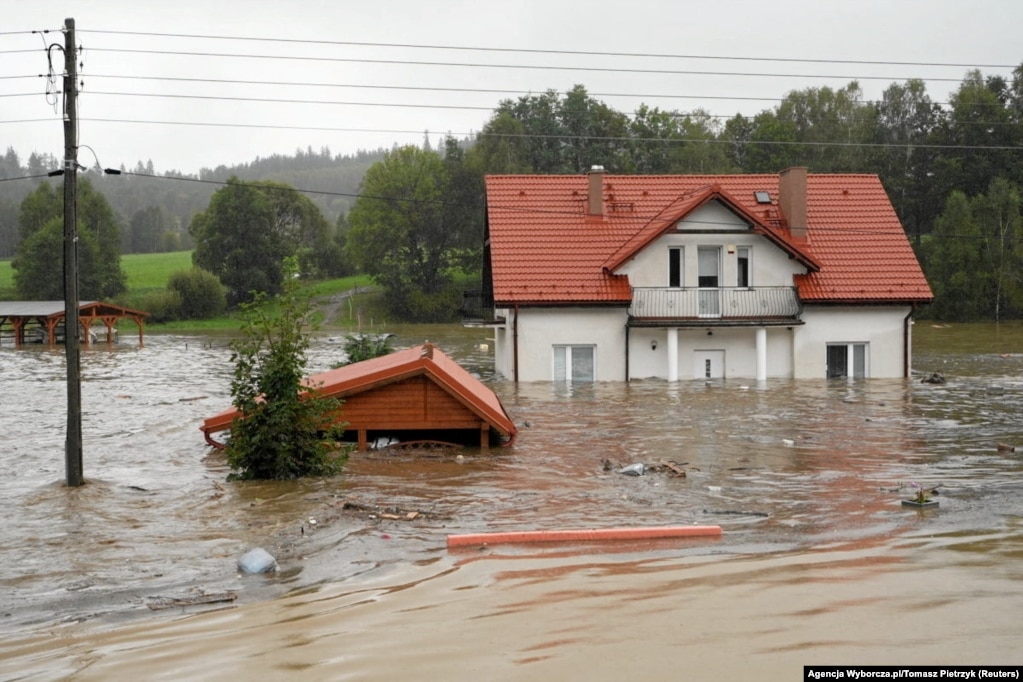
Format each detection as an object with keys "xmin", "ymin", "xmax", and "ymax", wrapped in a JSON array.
[{"xmin": 0, "ymin": 146, "xmax": 389, "ymax": 258}]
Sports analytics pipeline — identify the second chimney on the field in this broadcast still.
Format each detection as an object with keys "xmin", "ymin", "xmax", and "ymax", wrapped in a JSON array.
[
  {"xmin": 587, "ymin": 165, "xmax": 605, "ymax": 217},
  {"xmin": 778, "ymin": 167, "xmax": 808, "ymax": 240}
]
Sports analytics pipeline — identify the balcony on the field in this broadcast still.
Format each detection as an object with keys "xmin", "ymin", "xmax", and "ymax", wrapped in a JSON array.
[
  {"xmin": 459, "ymin": 290, "xmax": 503, "ymax": 325},
  {"xmin": 629, "ymin": 287, "xmax": 801, "ymax": 326}
]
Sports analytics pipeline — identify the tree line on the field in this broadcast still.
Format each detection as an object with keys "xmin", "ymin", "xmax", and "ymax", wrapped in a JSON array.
[{"xmin": 3, "ymin": 65, "xmax": 1023, "ymax": 321}]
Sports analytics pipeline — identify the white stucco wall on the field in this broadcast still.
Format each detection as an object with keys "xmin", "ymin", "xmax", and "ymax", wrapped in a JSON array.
[
  {"xmin": 617, "ymin": 203, "xmax": 806, "ymax": 288},
  {"xmin": 793, "ymin": 306, "xmax": 912, "ymax": 379},
  {"xmin": 493, "ymin": 307, "xmax": 629, "ymax": 381},
  {"xmin": 494, "ymin": 305, "xmax": 914, "ymax": 381},
  {"xmin": 493, "ymin": 317, "xmax": 513, "ymax": 379}
]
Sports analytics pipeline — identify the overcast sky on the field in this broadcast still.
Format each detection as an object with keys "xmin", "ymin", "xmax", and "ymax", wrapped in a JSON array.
[{"xmin": 3, "ymin": 0, "xmax": 1021, "ymax": 175}]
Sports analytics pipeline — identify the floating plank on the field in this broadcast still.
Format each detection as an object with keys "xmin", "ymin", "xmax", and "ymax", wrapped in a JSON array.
[{"xmin": 446, "ymin": 525, "xmax": 722, "ymax": 548}]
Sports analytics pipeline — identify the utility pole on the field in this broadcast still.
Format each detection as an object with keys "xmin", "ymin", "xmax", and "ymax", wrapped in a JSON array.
[{"xmin": 63, "ymin": 17, "xmax": 83, "ymax": 487}]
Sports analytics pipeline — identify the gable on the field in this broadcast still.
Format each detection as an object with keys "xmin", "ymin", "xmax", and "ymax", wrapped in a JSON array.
[
  {"xmin": 338, "ymin": 375, "xmax": 490, "ymax": 430},
  {"xmin": 618, "ymin": 231, "xmax": 807, "ymax": 289},
  {"xmin": 676, "ymin": 200, "xmax": 752, "ymax": 231}
]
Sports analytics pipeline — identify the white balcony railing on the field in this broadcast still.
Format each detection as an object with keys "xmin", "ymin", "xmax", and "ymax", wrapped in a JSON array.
[{"xmin": 629, "ymin": 287, "xmax": 801, "ymax": 321}]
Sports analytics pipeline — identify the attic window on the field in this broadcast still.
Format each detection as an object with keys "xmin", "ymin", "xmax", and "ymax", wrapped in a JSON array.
[{"xmin": 754, "ymin": 191, "xmax": 771, "ymax": 204}]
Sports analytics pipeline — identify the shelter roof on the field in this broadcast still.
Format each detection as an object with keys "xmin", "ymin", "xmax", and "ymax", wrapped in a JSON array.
[{"xmin": 0, "ymin": 301, "xmax": 149, "ymax": 318}]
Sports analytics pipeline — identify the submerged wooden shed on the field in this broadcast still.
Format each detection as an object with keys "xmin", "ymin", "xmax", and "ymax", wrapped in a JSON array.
[{"xmin": 201, "ymin": 343, "xmax": 517, "ymax": 451}]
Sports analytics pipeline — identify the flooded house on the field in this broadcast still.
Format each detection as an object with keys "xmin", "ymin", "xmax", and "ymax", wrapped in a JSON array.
[
  {"xmin": 201, "ymin": 343, "xmax": 517, "ymax": 451},
  {"xmin": 464, "ymin": 167, "xmax": 933, "ymax": 381}
]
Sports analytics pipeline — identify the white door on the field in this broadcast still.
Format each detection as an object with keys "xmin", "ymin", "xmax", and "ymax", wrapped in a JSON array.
[
  {"xmin": 693, "ymin": 350, "xmax": 725, "ymax": 379},
  {"xmin": 697, "ymin": 247, "xmax": 721, "ymax": 317}
]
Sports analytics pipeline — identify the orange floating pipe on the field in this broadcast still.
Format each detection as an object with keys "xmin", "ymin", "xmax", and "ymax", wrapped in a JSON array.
[{"xmin": 446, "ymin": 525, "xmax": 722, "ymax": 548}]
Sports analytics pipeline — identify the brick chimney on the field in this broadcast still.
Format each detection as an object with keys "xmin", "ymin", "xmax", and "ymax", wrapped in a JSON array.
[
  {"xmin": 778, "ymin": 167, "xmax": 808, "ymax": 240},
  {"xmin": 587, "ymin": 165, "xmax": 605, "ymax": 217}
]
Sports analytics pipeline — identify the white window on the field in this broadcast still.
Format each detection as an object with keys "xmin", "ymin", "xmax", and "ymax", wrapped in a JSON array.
[
  {"xmin": 736, "ymin": 246, "xmax": 751, "ymax": 288},
  {"xmin": 827, "ymin": 343, "xmax": 868, "ymax": 379},
  {"xmin": 553, "ymin": 345, "xmax": 595, "ymax": 382}
]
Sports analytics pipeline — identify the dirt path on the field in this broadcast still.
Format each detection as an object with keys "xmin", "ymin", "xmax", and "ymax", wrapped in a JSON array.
[{"xmin": 316, "ymin": 286, "xmax": 374, "ymax": 325}]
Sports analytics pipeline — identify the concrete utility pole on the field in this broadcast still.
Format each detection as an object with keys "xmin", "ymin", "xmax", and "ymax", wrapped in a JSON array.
[{"xmin": 63, "ymin": 17, "xmax": 83, "ymax": 487}]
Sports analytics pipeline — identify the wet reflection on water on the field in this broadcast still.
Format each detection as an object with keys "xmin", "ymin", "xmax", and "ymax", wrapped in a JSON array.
[{"xmin": 1, "ymin": 322, "xmax": 1022, "ymax": 677}]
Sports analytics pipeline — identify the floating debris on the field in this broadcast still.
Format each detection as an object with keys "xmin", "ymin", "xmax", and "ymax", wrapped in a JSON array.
[
  {"xmin": 703, "ymin": 509, "xmax": 770, "ymax": 518},
  {"xmin": 618, "ymin": 463, "xmax": 646, "ymax": 476},
  {"xmin": 147, "ymin": 590, "xmax": 237, "ymax": 611},
  {"xmin": 237, "ymin": 547, "xmax": 277, "ymax": 574}
]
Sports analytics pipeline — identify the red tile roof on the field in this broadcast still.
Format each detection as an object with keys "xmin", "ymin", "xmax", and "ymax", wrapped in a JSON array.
[
  {"xmin": 485, "ymin": 173, "xmax": 933, "ymax": 305},
  {"xmin": 200, "ymin": 343, "xmax": 517, "ymax": 444}
]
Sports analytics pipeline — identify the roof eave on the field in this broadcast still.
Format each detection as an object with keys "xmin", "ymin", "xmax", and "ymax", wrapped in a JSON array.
[{"xmin": 800, "ymin": 297, "xmax": 934, "ymax": 305}]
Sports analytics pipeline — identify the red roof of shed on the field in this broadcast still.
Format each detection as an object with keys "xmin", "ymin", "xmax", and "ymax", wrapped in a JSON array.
[
  {"xmin": 200, "ymin": 343, "xmax": 517, "ymax": 443},
  {"xmin": 485, "ymin": 173, "xmax": 932, "ymax": 305}
]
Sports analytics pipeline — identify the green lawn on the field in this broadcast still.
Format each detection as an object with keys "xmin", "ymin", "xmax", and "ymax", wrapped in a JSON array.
[
  {"xmin": 1, "ymin": 251, "xmax": 383, "ymax": 331},
  {"xmin": 0, "ymin": 251, "xmax": 194, "ymax": 301},
  {"xmin": 122, "ymin": 250, "xmax": 194, "ymax": 289},
  {"xmin": 0, "ymin": 258, "xmax": 12, "ymax": 299}
]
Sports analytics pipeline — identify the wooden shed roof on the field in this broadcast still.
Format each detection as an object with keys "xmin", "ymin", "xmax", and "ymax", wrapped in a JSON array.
[
  {"xmin": 200, "ymin": 343, "xmax": 517, "ymax": 448},
  {"xmin": 0, "ymin": 301, "xmax": 149, "ymax": 318}
]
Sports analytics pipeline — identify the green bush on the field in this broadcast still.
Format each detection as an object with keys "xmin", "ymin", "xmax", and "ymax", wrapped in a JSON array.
[
  {"xmin": 334, "ymin": 333, "xmax": 394, "ymax": 367},
  {"xmin": 385, "ymin": 284, "xmax": 462, "ymax": 322},
  {"xmin": 140, "ymin": 289, "xmax": 183, "ymax": 323},
  {"xmin": 226, "ymin": 259, "xmax": 349, "ymax": 480},
  {"xmin": 167, "ymin": 268, "xmax": 227, "ymax": 320}
]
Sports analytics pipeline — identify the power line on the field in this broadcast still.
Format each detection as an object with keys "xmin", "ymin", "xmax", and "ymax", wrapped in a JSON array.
[
  {"xmin": 79, "ymin": 29, "xmax": 1021, "ymax": 70},
  {"xmin": 103, "ymin": 170, "xmax": 1023, "ymax": 242},
  {"xmin": 86, "ymin": 73, "xmax": 792, "ymax": 105},
  {"xmin": 78, "ymin": 73, "xmax": 1006, "ymax": 110},
  {"xmin": 86, "ymin": 48, "xmax": 976, "ymax": 84},
  {"xmin": 0, "ymin": 168, "xmax": 1010, "ymax": 243},
  {"xmin": 76, "ymin": 118, "xmax": 1023, "ymax": 152},
  {"xmin": 0, "ymin": 172, "xmax": 56, "ymax": 183},
  {"xmin": 46, "ymin": 89, "xmax": 1020, "ymax": 126},
  {"xmin": 3, "ymin": 113, "xmax": 1021, "ymax": 152},
  {"xmin": 83, "ymin": 90, "xmax": 501, "ymax": 112},
  {"xmin": 0, "ymin": 29, "xmax": 60, "ymax": 36}
]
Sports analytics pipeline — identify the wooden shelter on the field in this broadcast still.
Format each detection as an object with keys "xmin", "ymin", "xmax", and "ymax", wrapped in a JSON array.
[
  {"xmin": 201, "ymin": 343, "xmax": 517, "ymax": 451},
  {"xmin": 0, "ymin": 301, "xmax": 148, "ymax": 347}
]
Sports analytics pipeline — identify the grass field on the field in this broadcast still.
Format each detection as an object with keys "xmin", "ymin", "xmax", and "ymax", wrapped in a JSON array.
[
  {"xmin": 0, "ymin": 251, "xmax": 194, "ymax": 301},
  {"xmin": 0, "ymin": 251, "xmax": 384, "ymax": 330},
  {"xmin": 0, "ymin": 258, "xmax": 12, "ymax": 299},
  {"xmin": 121, "ymin": 250, "xmax": 194, "ymax": 290}
]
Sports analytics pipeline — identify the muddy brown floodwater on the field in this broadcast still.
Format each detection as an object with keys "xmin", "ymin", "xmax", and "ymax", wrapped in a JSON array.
[{"xmin": 1, "ymin": 322, "xmax": 1022, "ymax": 680}]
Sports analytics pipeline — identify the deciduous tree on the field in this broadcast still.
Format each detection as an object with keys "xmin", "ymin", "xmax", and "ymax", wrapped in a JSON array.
[
  {"xmin": 11, "ymin": 178, "xmax": 127, "ymax": 300},
  {"xmin": 346, "ymin": 145, "xmax": 476, "ymax": 320},
  {"xmin": 190, "ymin": 178, "xmax": 338, "ymax": 307}
]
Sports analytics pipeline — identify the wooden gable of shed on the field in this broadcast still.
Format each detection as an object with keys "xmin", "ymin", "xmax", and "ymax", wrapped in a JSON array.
[
  {"xmin": 341, "ymin": 374, "xmax": 496, "ymax": 445},
  {"xmin": 200, "ymin": 343, "xmax": 517, "ymax": 451}
]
